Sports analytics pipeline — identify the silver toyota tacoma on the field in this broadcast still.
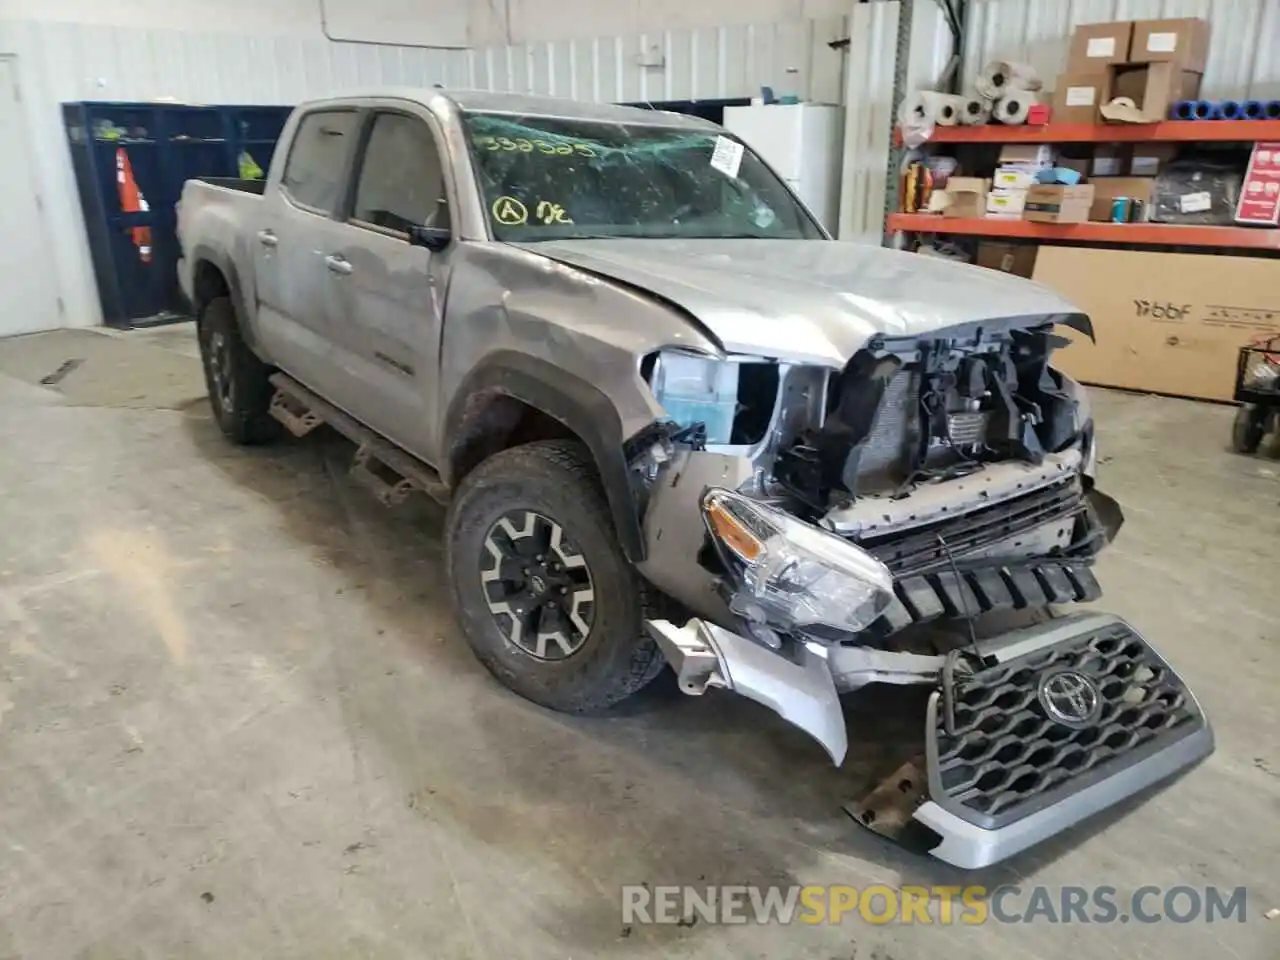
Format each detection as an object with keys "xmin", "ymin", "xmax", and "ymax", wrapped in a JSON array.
[{"xmin": 177, "ymin": 89, "xmax": 1212, "ymax": 868}]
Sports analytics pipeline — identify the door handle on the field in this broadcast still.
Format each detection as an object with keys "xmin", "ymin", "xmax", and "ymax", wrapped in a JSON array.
[
  {"xmin": 325, "ymin": 254, "xmax": 353, "ymax": 276},
  {"xmin": 257, "ymin": 230, "xmax": 278, "ymax": 247}
]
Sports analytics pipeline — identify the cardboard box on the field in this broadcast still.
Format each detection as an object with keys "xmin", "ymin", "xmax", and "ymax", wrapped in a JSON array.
[
  {"xmin": 986, "ymin": 190, "xmax": 1028, "ymax": 217},
  {"xmin": 1130, "ymin": 143, "xmax": 1178, "ymax": 176},
  {"xmin": 1100, "ymin": 62, "xmax": 1201, "ymax": 123},
  {"xmin": 1067, "ymin": 21, "xmax": 1135, "ymax": 70},
  {"xmin": 1092, "ymin": 144, "xmax": 1129, "ymax": 176},
  {"xmin": 1032, "ymin": 247, "xmax": 1280, "ymax": 401},
  {"xmin": 1023, "ymin": 184, "xmax": 1094, "ymax": 223},
  {"xmin": 1130, "ymin": 18, "xmax": 1210, "ymax": 72},
  {"xmin": 943, "ymin": 177, "xmax": 989, "ymax": 218},
  {"xmin": 998, "ymin": 144, "xmax": 1056, "ymax": 167},
  {"xmin": 1054, "ymin": 155, "xmax": 1092, "ymax": 180},
  {"xmin": 1051, "ymin": 72, "xmax": 1108, "ymax": 124},
  {"xmin": 976, "ymin": 242, "xmax": 1039, "ymax": 278},
  {"xmin": 1087, "ymin": 176, "xmax": 1157, "ymax": 220},
  {"xmin": 993, "ymin": 166, "xmax": 1039, "ymax": 191}
]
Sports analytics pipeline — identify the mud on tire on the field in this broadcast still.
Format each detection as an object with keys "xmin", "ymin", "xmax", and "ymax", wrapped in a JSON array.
[
  {"xmin": 197, "ymin": 296, "xmax": 281, "ymax": 445},
  {"xmin": 446, "ymin": 439, "xmax": 666, "ymax": 713}
]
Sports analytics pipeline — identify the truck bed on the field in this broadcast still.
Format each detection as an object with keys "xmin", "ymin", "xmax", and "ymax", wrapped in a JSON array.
[{"xmin": 196, "ymin": 177, "xmax": 267, "ymax": 196}]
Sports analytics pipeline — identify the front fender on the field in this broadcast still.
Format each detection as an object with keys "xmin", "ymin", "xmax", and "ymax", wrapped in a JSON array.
[{"xmin": 443, "ymin": 351, "xmax": 648, "ymax": 563}]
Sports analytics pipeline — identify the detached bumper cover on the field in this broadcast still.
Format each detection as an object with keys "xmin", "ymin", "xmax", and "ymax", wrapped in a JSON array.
[{"xmin": 916, "ymin": 613, "xmax": 1213, "ymax": 868}]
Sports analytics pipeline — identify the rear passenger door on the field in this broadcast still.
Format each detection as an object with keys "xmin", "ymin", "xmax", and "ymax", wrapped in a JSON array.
[
  {"xmin": 320, "ymin": 108, "xmax": 454, "ymax": 459},
  {"xmin": 255, "ymin": 107, "xmax": 360, "ymax": 392}
]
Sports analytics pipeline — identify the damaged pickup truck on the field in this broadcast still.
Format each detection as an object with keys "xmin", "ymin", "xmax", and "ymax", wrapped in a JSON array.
[{"xmin": 178, "ymin": 89, "xmax": 1212, "ymax": 868}]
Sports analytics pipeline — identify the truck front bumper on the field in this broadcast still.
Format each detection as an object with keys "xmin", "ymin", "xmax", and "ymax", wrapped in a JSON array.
[{"xmin": 646, "ymin": 612, "xmax": 1212, "ymax": 868}]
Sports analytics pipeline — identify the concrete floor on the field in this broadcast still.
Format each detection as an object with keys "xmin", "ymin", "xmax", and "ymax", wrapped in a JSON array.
[{"xmin": 0, "ymin": 324, "xmax": 1277, "ymax": 959}]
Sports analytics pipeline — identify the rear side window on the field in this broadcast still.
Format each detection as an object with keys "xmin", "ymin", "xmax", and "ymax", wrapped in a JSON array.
[
  {"xmin": 352, "ymin": 112, "xmax": 450, "ymax": 234},
  {"xmin": 281, "ymin": 110, "xmax": 359, "ymax": 214}
]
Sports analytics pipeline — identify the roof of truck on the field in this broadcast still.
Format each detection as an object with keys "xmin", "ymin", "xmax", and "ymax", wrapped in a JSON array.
[{"xmin": 306, "ymin": 88, "xmax": 720, "ymax": 129}]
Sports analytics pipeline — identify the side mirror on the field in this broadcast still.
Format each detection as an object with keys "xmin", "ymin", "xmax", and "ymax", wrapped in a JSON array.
[{"xmin": 409, "ymin": 224, "xmax": 451, "ymax": 252}]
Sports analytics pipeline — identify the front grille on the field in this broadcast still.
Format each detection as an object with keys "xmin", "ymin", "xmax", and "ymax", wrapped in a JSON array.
[
  {"xmin": 860, "ymin": 478, "xmax": 1084, "ymax": 577},
  {"xmin": 927, "ymin": 619, "xmax": 1203, "ymax": 828},
  {"xmin": 874, "ymin": 559, "xmax": 1102, "ymax": 634}
]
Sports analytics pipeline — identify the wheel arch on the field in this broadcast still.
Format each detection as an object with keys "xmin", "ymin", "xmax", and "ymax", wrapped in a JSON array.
[
  {"xmin": 188, "ymin": 245, "xmax": 263, "ymax": 356},
  {"xmin": 444, "ymin": 352, "xmax": 648, "ymax": 563}
]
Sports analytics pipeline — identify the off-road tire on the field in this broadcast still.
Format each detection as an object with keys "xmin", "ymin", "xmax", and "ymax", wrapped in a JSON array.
[
  {"xmin": 197, "ymin": 296, "xmax": 281, "ymax": 445},
  {"xmin": 446, "ymin": 440, "xmax": 666, "ymax": 713}
]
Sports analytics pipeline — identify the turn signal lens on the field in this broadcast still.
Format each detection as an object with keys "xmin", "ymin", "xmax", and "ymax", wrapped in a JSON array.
[{"xmin": 704, "ymin": 497, "xmax": 764, "ymax": 562}]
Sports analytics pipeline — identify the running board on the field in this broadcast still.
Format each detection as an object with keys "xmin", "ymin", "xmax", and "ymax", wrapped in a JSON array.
[{"xmin": 268, "ymin": 373, "xmax": 450, "ymax": 505}]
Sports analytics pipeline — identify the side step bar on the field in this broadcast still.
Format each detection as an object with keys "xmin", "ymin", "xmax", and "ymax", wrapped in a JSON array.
[{"xmin": 267, "ymin": 373, "xmax": 450, "ymax": 506}]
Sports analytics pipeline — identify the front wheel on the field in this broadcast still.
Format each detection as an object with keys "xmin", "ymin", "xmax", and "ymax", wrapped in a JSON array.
[{"xmin": 445, "ymin": 440, "xmax": 665, "ymax": 713}]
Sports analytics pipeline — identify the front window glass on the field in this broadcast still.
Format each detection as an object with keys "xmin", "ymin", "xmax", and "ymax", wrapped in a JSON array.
[{"xmin": 461, "ymin": 111, "xmax": 823, "ymax": 242}]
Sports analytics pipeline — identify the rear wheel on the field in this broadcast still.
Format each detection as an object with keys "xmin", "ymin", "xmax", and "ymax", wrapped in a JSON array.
[
  {"xmin": 446, "ymin": 440, "xmax": 665, "ymax": 713},
  {"xmin": 197, "ymin": 296, "xmax": 280, "ymax": 445}
]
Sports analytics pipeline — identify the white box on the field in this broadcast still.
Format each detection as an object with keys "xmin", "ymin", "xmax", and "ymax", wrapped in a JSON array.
[
  {"xmin": 993, "ymin": 166, "xmax": 1039, "ymax": 190},
  {"xmin": 986, "ymin": 189, "xmax": 1028, "ymax": 217},
  {"xmin": 997, "ymin": 144, "xmax": 1056, "ymax": 167}
]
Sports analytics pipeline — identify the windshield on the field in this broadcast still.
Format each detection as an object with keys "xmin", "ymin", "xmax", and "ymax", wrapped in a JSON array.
[{"xmin": 461, "ymin": 110, "xmax": 824, "ymax": 242}]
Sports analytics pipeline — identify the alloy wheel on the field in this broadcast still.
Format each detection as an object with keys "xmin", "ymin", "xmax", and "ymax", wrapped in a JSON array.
[{"xmin": 480, "ymin": 510, "xmax": 595, "ymax": 660}]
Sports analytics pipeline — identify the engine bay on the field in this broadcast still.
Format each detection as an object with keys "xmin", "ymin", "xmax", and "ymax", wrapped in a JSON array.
[{"xmin": 771, "ymin": 322, "xmax": 1087, "ymax": 512}]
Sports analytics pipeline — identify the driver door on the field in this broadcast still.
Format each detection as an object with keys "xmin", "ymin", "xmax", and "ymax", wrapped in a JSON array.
[{"xmin": 320, "ymin": 108, "xmax": 453, "ymax": 459}]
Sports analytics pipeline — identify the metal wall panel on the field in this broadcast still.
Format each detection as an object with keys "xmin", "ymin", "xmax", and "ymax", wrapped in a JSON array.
[
  {"xmin": 0, "ymin": 14, "xmax": 849, "ymax": 329},
  {"xmin": 838, "ymin": 0, "xmax": 902, "ymax": 242},
  {"xmin": 962, "ymin": 0, "xmax": 1280, "ymax": 100}
]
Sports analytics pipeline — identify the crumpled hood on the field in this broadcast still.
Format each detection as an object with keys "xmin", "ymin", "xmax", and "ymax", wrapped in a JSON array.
[{"xmin": 515, "ymin": 238, "xmax": 1084, "ymax": 366}]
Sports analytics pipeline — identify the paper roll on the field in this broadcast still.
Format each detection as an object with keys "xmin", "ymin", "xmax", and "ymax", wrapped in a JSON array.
[
  {"xmin": 1214, "ymin": 100, "xmax": 1243, "ymax": 120},
  {"xmin": 958, "ymin": 97, "xmax": 993, "ymax": 126},
  {"xmin": 993, "ymin": 90, "xmax": 1036, "ymax": 125},
  {"xmin": 1267, "ymin": 101, "xmax": 1280, "ymax": 119},
  {"xmin": 935, "ymin": 94, "xmax": 968, "ymax": 125},
  {"xmin": 898, "ymin": 90, "xmax": 969, "ymax": 145},
  {"xmin": 1243, "ymin": 100, "xmax": 1265, "ymax": 119},
  {"xmin": 1173, "ymin": 100, "xmax": 1198, "ymax": 121},
  {"xmin": 901, "ymin": 90, "xmax": 968, "ymax": 124},
  {"xmin": 974, "ymin": 60, "xmax": 1042, "ymax": 101}
]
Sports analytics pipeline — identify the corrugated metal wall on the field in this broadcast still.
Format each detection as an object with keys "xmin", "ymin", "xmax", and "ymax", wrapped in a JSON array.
[
  {"xmin": 837, "ymin": 0, "xmax": 900, "ymax": 242},
  {"xmin": 962, "ymin": 0, "xmax": 1280, "ymax": 99},
  {"xmin": 0, "ymin": 15, "xmax": 848, "ymax": 327}
]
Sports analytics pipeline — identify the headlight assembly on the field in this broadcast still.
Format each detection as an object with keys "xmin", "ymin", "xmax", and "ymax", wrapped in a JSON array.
[{"xmin": 701, "ymin": 488, "xmax": 894, "ymax": 638}]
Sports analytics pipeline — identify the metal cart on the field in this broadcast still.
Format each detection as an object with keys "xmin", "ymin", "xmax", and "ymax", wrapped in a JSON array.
[{"xmin": 1232, "ymin": 335, "xmax": 1280, "ymax": 454}]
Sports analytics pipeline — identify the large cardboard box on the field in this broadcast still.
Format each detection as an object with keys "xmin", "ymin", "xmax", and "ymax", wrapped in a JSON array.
[
  {"xmin": 1032, "ymin": 247, "xmax": 1280, "ymax": 401},
  {"xmin": 976, "ymin": 242, "xmax": 1039, "ymax": 278},
  {"xmin": 1024, "ymin": 184, "xmax": 1094, "ymax": 223},
  {"xmin": 1051, "ymin": 72, "xmax": 1108, "ymax": 124},
  {"xmin": 1130, "ymin": 18, "xmax": 1210, "ymax": 71},
  {"xmin": 1067, "ymin": 21, "xmax": 1135, "ymax": 70},
  {"xmin": 1087, "ymin": 176, "xmax": 1157, "ymax": 220},
  {"xmin": 1100, "ymin": 62, "xmax": 1201, "ymax": 123}
]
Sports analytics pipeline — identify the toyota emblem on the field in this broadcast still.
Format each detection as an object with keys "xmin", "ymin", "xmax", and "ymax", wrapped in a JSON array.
[{"xmin": 1037, "ymin": 670, "xmax": 1101, "ymax": 728}]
